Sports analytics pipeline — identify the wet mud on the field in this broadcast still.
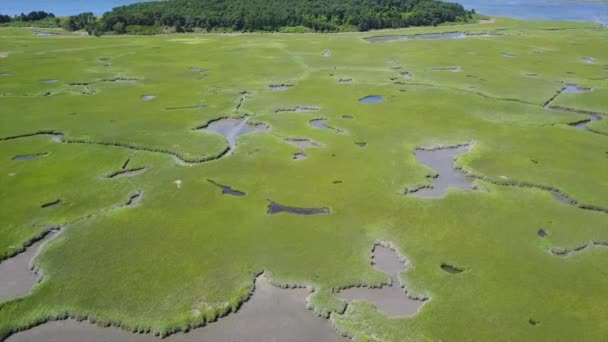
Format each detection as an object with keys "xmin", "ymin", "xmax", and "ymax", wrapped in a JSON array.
[
  {"xmin": 337, "ymin": 244, "xmax": 427, "ymax": 317},
  {"xmin": 408, "ymin": 145, "xmax": 474, "ymax": 198}
]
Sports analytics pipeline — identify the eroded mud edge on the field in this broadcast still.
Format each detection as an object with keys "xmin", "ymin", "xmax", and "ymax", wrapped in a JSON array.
[{"xmin": 0, "ymin": 270, "xmax": 354, "ymax": 341}]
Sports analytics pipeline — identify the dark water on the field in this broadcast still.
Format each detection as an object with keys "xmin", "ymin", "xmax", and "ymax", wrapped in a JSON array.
[{"xmin": 459, "ymin": 0, "xmax": 608, "ymax": 25}]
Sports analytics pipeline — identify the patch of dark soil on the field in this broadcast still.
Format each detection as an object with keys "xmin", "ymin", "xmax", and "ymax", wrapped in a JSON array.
[
  {"xmin": 270, "ymin": 84, "xmax": 293, "ymax": 91},
  {"xmin": 440, "ymin": 263, "xmax": 464, "ymax": 274},
  {"xmin": 41, "ymin": 199, "xmax": 61, "ymax": 209},
  {"xmin": 267, "ymin": 200, "xmax": 329, "ymax": 215}
]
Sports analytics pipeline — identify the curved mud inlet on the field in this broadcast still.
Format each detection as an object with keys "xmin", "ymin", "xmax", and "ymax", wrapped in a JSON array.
[
  {"xmin": 406, "ymin": 144, "xmax": 474, "ymax": 198},
  {"xmin": 207, "ymin": 179, "xmax": 246, "ymax": 196},
  {"xmin": 336, "ymin": 242, "xmax": 428, "ymax": 317},
  {"xmin": 309, "ymin": 119, "xmax": 347, "ymax": 134},
  {"xmin": 267, "ymin": 200, "xmax": 330, "ymax": 215},
  {"xmin": 0, "ymin": 227, "xmax": 61, "ymax": 303},
  {"xmin": 571, "ymin": 114, "xmax": 601, "ymax": 131},
  {"xmin": 7, "ymin": 272, "xmax": 348, "ymax": 342},
  {"xmin": 106, "ymin": 167, "xmax": 146, "ymax": 179}
]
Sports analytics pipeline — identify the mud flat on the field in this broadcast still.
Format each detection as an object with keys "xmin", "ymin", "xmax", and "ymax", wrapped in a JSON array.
[
  {"xmin": 0, "ymin": 230, "xmax": 58, "ymax": 302},
  {"xmin": 408, "ymin": 145, "xmax": 473, "ymax": 198},
  {"xmin": 7, "ymin": 274, "xmax": 347, "ymax": 342},
  {"xmin": 337, "ymin": 244, "xmax": 426, "ymax": 317},
  {"xmin": 197, "ymin": 117, "xmax": 269, "ymax": 156}
]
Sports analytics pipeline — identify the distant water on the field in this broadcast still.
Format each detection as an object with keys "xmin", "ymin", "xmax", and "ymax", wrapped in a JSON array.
[
  {"xmin": 0, "ymin": 0, "xmax": 155, "ymax": 16},
  {"xmin": 459, "ymin": 0, "xmax": 608, "ymax": 25}
]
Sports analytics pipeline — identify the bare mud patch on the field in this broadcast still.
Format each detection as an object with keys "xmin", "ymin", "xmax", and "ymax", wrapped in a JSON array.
[
  {"xmin": 0, "ymin": 52, "xmax": 8, "ymax": 58},
  {"xmin": 12, "ymin": 153, "xmax": 47, "ymax": 162},
  {"xmin": 7, "ymin": 273, "xmax": 347, "ymax": 342},
  {"xmin": 207, "ymin": 179, "xmax": 246, "ymax": 197},
  {"xmin": 337, "ymin": 243, "xmax": 427, "ymax": 317},
  {"xmin": 338, "ymin": 78, "xmax": 352, "ymax": 83},
  {"xmin": 355, "ymin": 142, "xmax": 367, "ymax": 148},
  {"xmin": 40, "ymin": 79, "xmax": 58, "ymax": 84},
  {"xmin": 323, "ymin": 50, "xmax": 330, "ymax": 57},
  {"xmin": 196, "ymin": 117, "xmax": 270, "ymax": 157},
  {"xmin": 293, "ymin": 152, "xmax": 308, "ymax": 160},
  {"xmin": 500, "ymin": 52, "xmax": 516, "ymax": 58},
  {"xmin": 342, "ymin": 115, "xmax": 354, "ymax": 120},
  {"xmin": 275, "ymin": 106, "xmax": 320, "ymax": 113},
  {"xmin": 267, "ymin": 200, "xmax": 330, "ymax": 215},
  {"xmin": 407, "ymin": 144, "xmax": 474, "ymax": 198},
  {"xmin": 269, "ymin": 84, "xmax": 293, "ymax": 91}
]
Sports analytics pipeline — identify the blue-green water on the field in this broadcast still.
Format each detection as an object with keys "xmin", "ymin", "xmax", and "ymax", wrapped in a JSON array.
[{"xmin": 459, "ymin": 0, "xmax": 608, "ymax": 25}]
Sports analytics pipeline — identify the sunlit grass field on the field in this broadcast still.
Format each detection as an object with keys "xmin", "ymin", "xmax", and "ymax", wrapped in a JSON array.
[{"xmin": 0, "ymin": 17, "xmax": 607, "ymax": 341}]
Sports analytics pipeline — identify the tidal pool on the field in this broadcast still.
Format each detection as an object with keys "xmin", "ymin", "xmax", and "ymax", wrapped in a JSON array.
[
  {"xmin": 198, "ymin": 117, "xmax": 269, "ymax": 156},
  {"xmin": 562, "ymin": 85, "xmax": 592, "ymax": 93},
  {"xmin": 337, "ymin": 244, "xmax": 426, "ymax": 317},
  {"xmin": 573, "ymin": 115, "xmax": 601, "ymax": 131},
  {"xmin": 358, "ymin": 95, "xmax": 384, "ymax": 104},
  {"xmin": 409, "ymin": 145, "xmax": 474, "ymax": 198},
  {"xmin": 7, "ymin": 274, "xmax": 347, "ymax": 342},
  {"xmin": 285, "ymin": 138, "xmax": 322, "ymax": 149}
]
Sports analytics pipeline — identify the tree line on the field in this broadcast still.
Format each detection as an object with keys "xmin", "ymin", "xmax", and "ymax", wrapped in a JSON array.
[{"xmin": 1, "ymin": 0, "xmax": 473, "ymax": 35}]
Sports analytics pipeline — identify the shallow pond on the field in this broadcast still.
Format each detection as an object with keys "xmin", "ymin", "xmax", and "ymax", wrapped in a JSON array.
[
  {"xmin": 7, "ymin": 275, "xmax": 347, "ymax": 342},
  {"xmin": 12, "ymin": 153, "xmax": 46, "ymax": 162},
  {"xmin": 337, "ymin": 244, "xmax": 426, "ymax": 317},
  {"xmin": 409, "ymin": 145, "xmax": 474, "ymax": 198},
  {"xmin": 140, "ymin": 95, "xmax": 156, "ymax": 102},
  {"xmin": 359, "ymin": 95, "xmax": 384, "ymax": 104},
  {"xmin": 208, "ymin": 179, "xmax": 246, "ymax": 196},
  {"xmin": 573, "ymin": 115, "xmax": 601, "ymax": 131}
]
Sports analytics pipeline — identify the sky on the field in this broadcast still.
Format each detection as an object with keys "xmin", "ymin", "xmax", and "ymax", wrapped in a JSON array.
[{"xmin": 0, "ymin": 0, "xmax": 158, "ymax": 16}]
